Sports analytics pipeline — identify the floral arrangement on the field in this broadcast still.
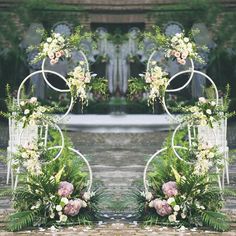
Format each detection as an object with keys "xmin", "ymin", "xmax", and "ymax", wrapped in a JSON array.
[
  {"xmin": 7, "ymin": 131, "xmax": 101, "ymax": 231},
  {"xmin": 165, "ymin": 32, "xmax": 205, "ymax": 65},
  {"xmin": 143, "ymin": 26, "xmax": 206, "ymax": 65},
  {"xmin": 67, "ymin": 61, "xmax": 92, "ymax": 105},
  {"xmin": 190, "ymin": 141, "xmax": 223, "ymax": 176},
  {"xmin": 8, "ymin": 97, "xmax": 55, "ymax": 128},
  {"xmin": 144, "ymin": 61, "xmax": 169, "ymax": 106},
  {"xmin": 28, "ymin": 26, "xmax": 93, "ymax": 65},
  {"xmin": 13, "ymin": 142, "xmax": 43, "ymax": 176},
  {"xmin": 136, "ymin": 132, "xmax": 229, "ymax": 232},
  {"xmin": 32, "ymin": 32, "xmax": 70, "ymax": 65},
  {"xmin": 26, "ymin": 27, "xmax": 105, "ymax": 109},
  {"xmin": 180, "ymin": 97, "xmax": 227, "ymax": 128}
]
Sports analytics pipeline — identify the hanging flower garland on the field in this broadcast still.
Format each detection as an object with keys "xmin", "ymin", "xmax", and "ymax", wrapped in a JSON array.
[
  {"xmin": 144, "ymin": 61, "xmax": 169, "ymax": 107},
  {"xmin": 67, "ymin": 61, "xmax": 92, "ymax": 106}
]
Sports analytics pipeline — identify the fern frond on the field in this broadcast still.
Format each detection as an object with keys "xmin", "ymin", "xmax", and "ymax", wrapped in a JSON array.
[
  {"xmin": 7, "ymin": 211, "xmax": 36, "ymax": 231},
  {"xmin": 201, "ymin": 211, "xmax": 230, "ymax": 232}
]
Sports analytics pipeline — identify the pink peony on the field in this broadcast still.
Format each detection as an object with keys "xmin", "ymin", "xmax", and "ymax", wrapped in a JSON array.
[
  {"xmin": 58, "ymin": 181, "xmax": 74, "ymax": 197},
  {"xmin": 153, "ymin": 199, "xmax": 172, "ymax": 216},
  {"xmin": 162, "ymin": 181, "xmax": 178, "ymax": 197},
  {"xmin": 63, "ymin": 199, "xmax": 81, "ymax": 216}
]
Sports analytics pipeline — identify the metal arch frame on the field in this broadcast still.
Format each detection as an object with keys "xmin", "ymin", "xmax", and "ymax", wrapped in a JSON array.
[
  {"xmin": 13, "ymin": 52, "xmax": 93, "ymax": 192},
  {"xmin": 144, "ymin": 52, "xmax": 221, "ymax": 193}
]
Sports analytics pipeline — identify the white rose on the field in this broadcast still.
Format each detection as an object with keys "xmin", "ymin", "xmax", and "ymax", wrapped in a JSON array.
[
  {"xmin": 61, "ymin": 197, "xmax": 69, "ymax": 205},
  {"xmin": 206, "ymin": 109, "xmax": 212, "ymax": 115},
  {"xmin": 47, "ymin": 37, "xmax": 52, "ymax": 43},
  {"xmin": 145, "ymin": 192, "xmax": 153, "ymax": 201},
  {"xmin": 20, "ymin": 101, "xmax": 25, "ymax": 106},
  {"xmin": 148, "ymin": 200, "xmax": 154, "ymax": 208},
  {"xmin": 59, "ymin": 214, "xmax": 68, "ymax": 222},
  {"xmin": 22, "ymin": 152, "xmax": 28, "ymax": 159},
  {"xmin": 167, "ymin": 197, "xmax": 175, "ymax": 205},
  {"xmin": 30, "ymin": 97, "xmax": 37, "ymax": 103},
  {"xmin": 81, "ymin": 200, "xmax": 87, "ymax": 208},
  {"xmin": 56, "ymin": 205, "xmax": 62, "ymax": 211},
  {"xmin": 181, "ymin": 213, "xmax": 186, "ymax": 219},
  {"xmin": 198, "ymin": 97, "xmax": 206, "ymax": 103},
  {"xmin": 174, "ymin": 205, "xmax": 180, "ymax": 212},
  {"xmin": 49, "ymin": 212, "xmax": 55, "ymax": 219},
  {"xmin": 171, "ymin": 36, "xmax": 178, "ymax": 42},
  {"xmin": 183, "ymin": 37, "xmax": 189, "ymax": 43},
  {"xmin": 168, "ymin": 214, "xmax": 176, "ymax": 222},
  {"xmin": 24, "ymin": 109, "xmax": 30, "ymax": 115},
  {"xmin": 208, "ymin": 152, "xmax": 214, "ymax": 158},
  {"xmin": 211, "ymin": 101, "xmax": 216, "ymax": 106},
  {"xmin": 83, "ymin": 192, "xmax": 91, "ymax": 201}
]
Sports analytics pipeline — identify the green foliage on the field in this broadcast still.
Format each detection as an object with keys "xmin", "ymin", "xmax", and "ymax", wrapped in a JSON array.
[
  {"xmin": 89, "ymin": 78, "xmax": 109, "ymax": 101},
  {"xmin": 7, "ymin": 211, "xmax": 37, "ymax": 232},
  {"xmin": 201, "ymin": 211, "xmax": 229, "ymax": 232},
  {"xmin": 135, "ymin": 130, "xmax": 229, "ymax": 231},
  {"xmin": 6, "ymin": 130, "xmax": 101, "ymax": 231},
  {"xmin": 127, "ymin": 77, "xmax": 147, "ymax": 101}
]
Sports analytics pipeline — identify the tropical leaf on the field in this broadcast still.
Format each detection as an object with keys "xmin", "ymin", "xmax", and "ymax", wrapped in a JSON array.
[
  {"xmin": 7, "ymin": 211, "xmax": 36, "ymax": 231},
  {"xmin": 201, "ymin": 211, "xmax": 230, "ymax": 232}
]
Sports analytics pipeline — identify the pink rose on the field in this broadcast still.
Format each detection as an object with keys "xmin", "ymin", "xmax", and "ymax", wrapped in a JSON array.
[
  {"xmin": 153, "ymin": 199, "xmax": 172, "ymax": 216},
  {"xmin": 177, "ymin": 58, "xmax": 186, "ymax": 65},
  {"xmin": 171, "ymin": 50, "xmax": 176, "ymax": 56},
  {"xmin": 48, "ymin": 53, "xmax": 55, "ymax": 60},
  {"xmin": 162, "ymin": 181, "xmax": 178, "ymax": 197},
  {"xmin": 174, "ymin": 51, "xmax": 181, "ymax": 58},
  {"xmin": 55, "ymin": 51, "xmax": 62, "ymax": 58},
  {"xmin": 63, "ymin": 199, "xmax": 81, "ymax": 216},
  {"xmin": 58, "ymin": 181, "xmax": 74, "ymax": 197},
  {"xmin": 50, "ymin": 59, "xmax": 57, "ymax": 65}
]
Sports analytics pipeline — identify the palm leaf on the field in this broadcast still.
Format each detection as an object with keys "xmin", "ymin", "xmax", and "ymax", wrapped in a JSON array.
[
  {"xmin": 201, "ymin": 211, "xmax": 230, "ymax": 231},
  {"xmin": 7, "ymin": 211, "xmax": 36, "ymax": 231}
]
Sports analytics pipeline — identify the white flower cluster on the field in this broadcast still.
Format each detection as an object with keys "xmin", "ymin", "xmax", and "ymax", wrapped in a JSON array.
[
  {"xmin": 19, "ymin": 97, "xmax": 50, "ymax": 127},
  {"xmin": 184, "ymin": 97, "xmax": 218, "ymax": 126},
  {"xmin": 192, "ymin": 142, "xmax": 222, "ymax": 176},
  {"xmin": 17, "ymin": 142, "xmax": 42, "ymax": 175},
  {"xmin": 145, "ymin": 61, "xmax": 169, "ymax": 105},
  {"xmin": 39, "ymin": 33, "xmax": 70, "ymax": 65},
  {"xmin": 68, "ymin": 61, "xmax": 92, "ymax": 104},
  {"xmin": 166, "ymin": 32, "xmax": 201, "ymax": 65}
]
